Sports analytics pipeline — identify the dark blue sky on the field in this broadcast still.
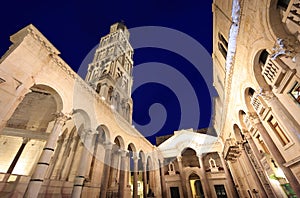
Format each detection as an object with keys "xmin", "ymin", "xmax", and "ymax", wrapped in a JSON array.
[{"xmin": 1, "ymin": 0, "xmax": 215, "ymax": 144}]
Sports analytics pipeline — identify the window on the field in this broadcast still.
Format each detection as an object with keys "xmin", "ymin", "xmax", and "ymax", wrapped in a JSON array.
[
  {"xmin": 289, "ymin": 82, "xmax": 300, "ymax": 104},
  {"xmin": 217, "ymin": 32, "xmax": 228, "ymax": 60},
  {"xmin": 96, "ymin": 83, "xmax": 101, "ymax": 94},
  {"xmin": 214, "ymin": 185, "xmax": 227, "ymax": 198},
  {"xmin": 267, "ymin": 115, "xmax": 290, "ymax": 146},
  {"xmin": 218, "ymin": 42, "xmax": 227, "ymax": 60}
]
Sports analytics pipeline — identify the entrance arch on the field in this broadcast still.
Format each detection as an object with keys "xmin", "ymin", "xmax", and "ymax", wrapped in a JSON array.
[{"xmin": 188, "ymin": 173, "xmax": 204, "ymax": 198}]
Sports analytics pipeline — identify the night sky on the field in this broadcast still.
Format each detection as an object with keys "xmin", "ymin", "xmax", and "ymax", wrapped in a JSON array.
[{"xmin": 1, "ymin": 0, "xmax": 216, "ymax": 144}]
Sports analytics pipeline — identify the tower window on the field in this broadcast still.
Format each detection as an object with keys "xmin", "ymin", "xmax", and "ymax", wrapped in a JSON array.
[
  {"xmin": 218, "ymin": 33, "xmax": 228, "ymax": 48},
  {"xmin": 217, "ymin": 32, "xmax": 228, "ymax": 60},
  {"xmin": 267, "ymin": 115, "xmax": 290, "ymax": 146},
  {"xmin": 289, "ymin": 81, "xmax": 300, "ymax": 104},
  {"xmin": 96, "ymin": 83, "xmax": 101, "ymax": 94},
  {"xmin": 218, "ymin": 42, "xmax": 227, "ymax": 60}
]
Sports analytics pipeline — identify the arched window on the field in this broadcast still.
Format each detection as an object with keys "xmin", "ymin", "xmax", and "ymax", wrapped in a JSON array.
[
  {"xmin": 108, "ymin": 87, "xmax": 113, "ymax": 102},
  {"xmin": 96, "ymin": 83, "xmax": 101, "ymax": 94}
]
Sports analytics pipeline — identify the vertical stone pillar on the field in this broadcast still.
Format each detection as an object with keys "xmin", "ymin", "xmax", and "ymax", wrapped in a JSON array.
[
  {"xmin": 159, "ymin": 158, "xmax": 167, "ymax": 198},
  {"xmin": 218, "ymin": 152, "xmax": 239, "ymax": 198},
  {"xmin": 177, "ymin": 155, "xmax": 188, "ymax": 198},
  {"xmin": 118, "ymin": 150, "xmax": 128, "ymax": 198},
  {"xmin": 71, "ymin": 129, "xmax": 95, "ymax": 198},
  {"xmin": 240, "ymin": 144, "xmax": 267, "ymax": 198},
  {"xmin": 25, "ymin": 113, "xmax": 70, "ymax": 198},
  {"xmin": 100, "ymin": 143, "xmax": 113, "ymax": 198},
  {"xmin": 142, "ymin": 162, "xmax": 147, "ymax": 198},
  {"xmin": 108, "ymin": 147, "xmax": 119, "ymax": 188},
  {"xmin": 133, "ymin": 155, "xmax": 139, "ymax": 198},
  {"xmin": 249, "ymin": 114, "xmax": 300, "ymax": 197},
  {"xmin": 197, "ymin": 153, "xmax": 211, "ymax": 198}
]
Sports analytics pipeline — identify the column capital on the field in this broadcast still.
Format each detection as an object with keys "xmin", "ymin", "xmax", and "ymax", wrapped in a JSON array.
[
  {"xmin": 118, "ymin": 149, "xmax": 129, "ymax": 157},
  {"xmin": 104, "ymin": 142, "xmax": 113, "ymax": 150},
  {"xmin": 177, "ymin": 155, "xmax": 182, "ymax": 162},
  {"xmin": 132, "ymin": 154, "xmax": 140, "ymax": 161},
  {"xmin": 247, "ymin": 112, "xmax": 261, "ymax": 126},
  {"xmin": 54, "ymin": 112, "xmax": 71, "ymax": 123},
  {"xmin": 259, "ymin": 90, "xmax": 276, "ymax": 102},
  {"xmin": 196, "ymin": 153, "xmax": 206, "ymax": 159}
]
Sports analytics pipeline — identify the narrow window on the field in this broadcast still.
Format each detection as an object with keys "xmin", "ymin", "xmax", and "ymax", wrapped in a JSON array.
[
  {"xmin": 218, "ymin": 42, "xmax": 227, "ymax": 60},
  {"xmin": 267, "ymin": 115, "xmax": 290, "ymax": 146}
]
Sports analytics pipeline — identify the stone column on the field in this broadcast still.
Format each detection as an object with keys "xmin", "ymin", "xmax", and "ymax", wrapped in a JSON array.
[
  {"xmin": 244, "ymin": 131, "xmax": 277, "ymax": 197},
  {"xmin": 118, "ymin": 150, "xmax": 128, "ymax": 198},
  {"xmin": 142, "ymin": 161, "xmax": 147, "ymax": 198},
  {"xmin": 177, "ymin": 156, "xmax": 188, "ymax": 198},
  {"xmin": 133, "ymin": 155, "xmax": 139, "ymax": 198},
  {"xmin": 108, "ymin": 147, "xmax": 119, "ymax": 188},
  {"xmin": 100, "ymin": 143, "xmax": 113, "ymax": 198},
  {"xmin": 25, "ymin": 113, "xmax": 70, "ymax": 198},
  {"xmin": 71, "ymin": 129, "xmax": 95, "ymax": 198},
  {"xmin": 159, "ymin": 159, "xmax": 167, "ymax": 198},
  {"xmin": 240, "ymin": 144, "xmax": 267, "ymax": 198},
  {"xmin": 197, "ymin": 154, "xmax": 211, "ymax": 198},
  {"xmin": 218, "ymin": 152, "xmax": 239, "ymax": 198},
  {"xmin": 249, "ymin": 114, "xmax": 300, "ymax": 197}
]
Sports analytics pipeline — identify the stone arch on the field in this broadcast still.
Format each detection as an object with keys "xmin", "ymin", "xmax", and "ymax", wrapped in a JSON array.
[
  {"xmin": 233, "ymin": 124, "xmax": 244, "ymax": 142},
  {"xmin": 139, "ymin": 150, "xmax": 146, "ymax": 165},
  {"xmin": 146, "ymin": 155, "xmax": 153, "ymax": 171},
  {"xmin": 238, "ymin": 110, "xmax": 248, "ymax": 131},
  {"xmin": 97, "ymin": 124, "xmax": 111, "ymax": 144},
  {"xmin": 72, "ymin": 109, "xmax": 91, "ymax": 136},
  {"xmin": 181, "ymin": 147, "xmax": 200, "ymax": 168},
  {"xmin": 264, "ymin": 0, "xmax": 292, "ymax": 41},
  {"xmin": 244, "ymin": 87, "xmax": 257, "ymax": 113},
  {"xmin": 6, "ymin": 84, "xmax": 63, "ymax": 132},
  {"xmin": 187, "ymin": 172, "xmax": 205, "ymax": 198},
  {"xmin": 113, "ymin": 135, "xmax": 125, "ymax": 150},
  {"xmin": 127, "ymin": 143, "xmax": 137, "ymax": 153},
  {"xmin": 252, "ymin": 49, "xmax": 272, "ymax": 91}
]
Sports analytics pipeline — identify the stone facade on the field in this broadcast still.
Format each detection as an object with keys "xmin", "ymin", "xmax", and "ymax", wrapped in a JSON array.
[
  {"xmin": 1, "ymin": 0, "xmax": 300, "ymax": 197},
  {"xmin": 213, "ymin": 0, "xmax": 300, "ymax": 197}
]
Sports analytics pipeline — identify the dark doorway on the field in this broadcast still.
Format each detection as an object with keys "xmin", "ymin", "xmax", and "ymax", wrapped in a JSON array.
[{"xmin": 170, "ymin": 187, "xmax": 180, "ymax": 198}]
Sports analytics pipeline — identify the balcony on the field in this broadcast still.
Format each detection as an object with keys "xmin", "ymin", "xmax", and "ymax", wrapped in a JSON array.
[
  {"xmin": 250, "ymin": 95, "xmax": 271, "ymax": 120},
  {"xmin": 261, "ymin": 56, "xmax": 296, "ymax": 93},
  {"xmin": 281, "ymin": 0, "xmax": 300, "ymax": 36},
  {"xmin": 223, "ymin": 138, "xmax": 241, "ymax": 162}
]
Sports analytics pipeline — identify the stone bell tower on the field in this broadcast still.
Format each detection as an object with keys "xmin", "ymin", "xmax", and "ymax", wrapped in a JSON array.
[{"xmin": 85, "ymin": 22, "xmax": 134, "ymax": 123}]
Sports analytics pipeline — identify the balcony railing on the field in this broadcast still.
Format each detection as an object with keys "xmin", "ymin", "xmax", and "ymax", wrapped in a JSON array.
[
  {"xmin": 282, "ymin": 0, "xmax": 300, "ymax": 35},
  {"xmin": 261, "ymin": 56, "xmax": 295, "ymax": 93},
  {"xmin": 223, "ymin": 138, "xmax": 241, "ymax": 162}
]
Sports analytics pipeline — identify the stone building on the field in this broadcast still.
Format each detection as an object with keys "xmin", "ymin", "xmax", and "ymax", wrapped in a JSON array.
[
  {"xmin": 0, "ymin": 0, "xmax": 300, "ymax": 197},
  {"xmin": 212, "ymin": 0, "xmax": 300, "ymax": 197}
]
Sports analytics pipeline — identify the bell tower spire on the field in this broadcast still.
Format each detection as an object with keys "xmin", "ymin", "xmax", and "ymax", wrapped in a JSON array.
[{"xmin": 85, "ymin": 22, "xmax": 134, "ymax": 123}]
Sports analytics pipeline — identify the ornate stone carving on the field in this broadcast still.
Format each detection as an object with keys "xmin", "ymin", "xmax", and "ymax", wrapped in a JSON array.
[{"xmin": 270, "ymin": 38, "xmax": 300, "ymax": 61}]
